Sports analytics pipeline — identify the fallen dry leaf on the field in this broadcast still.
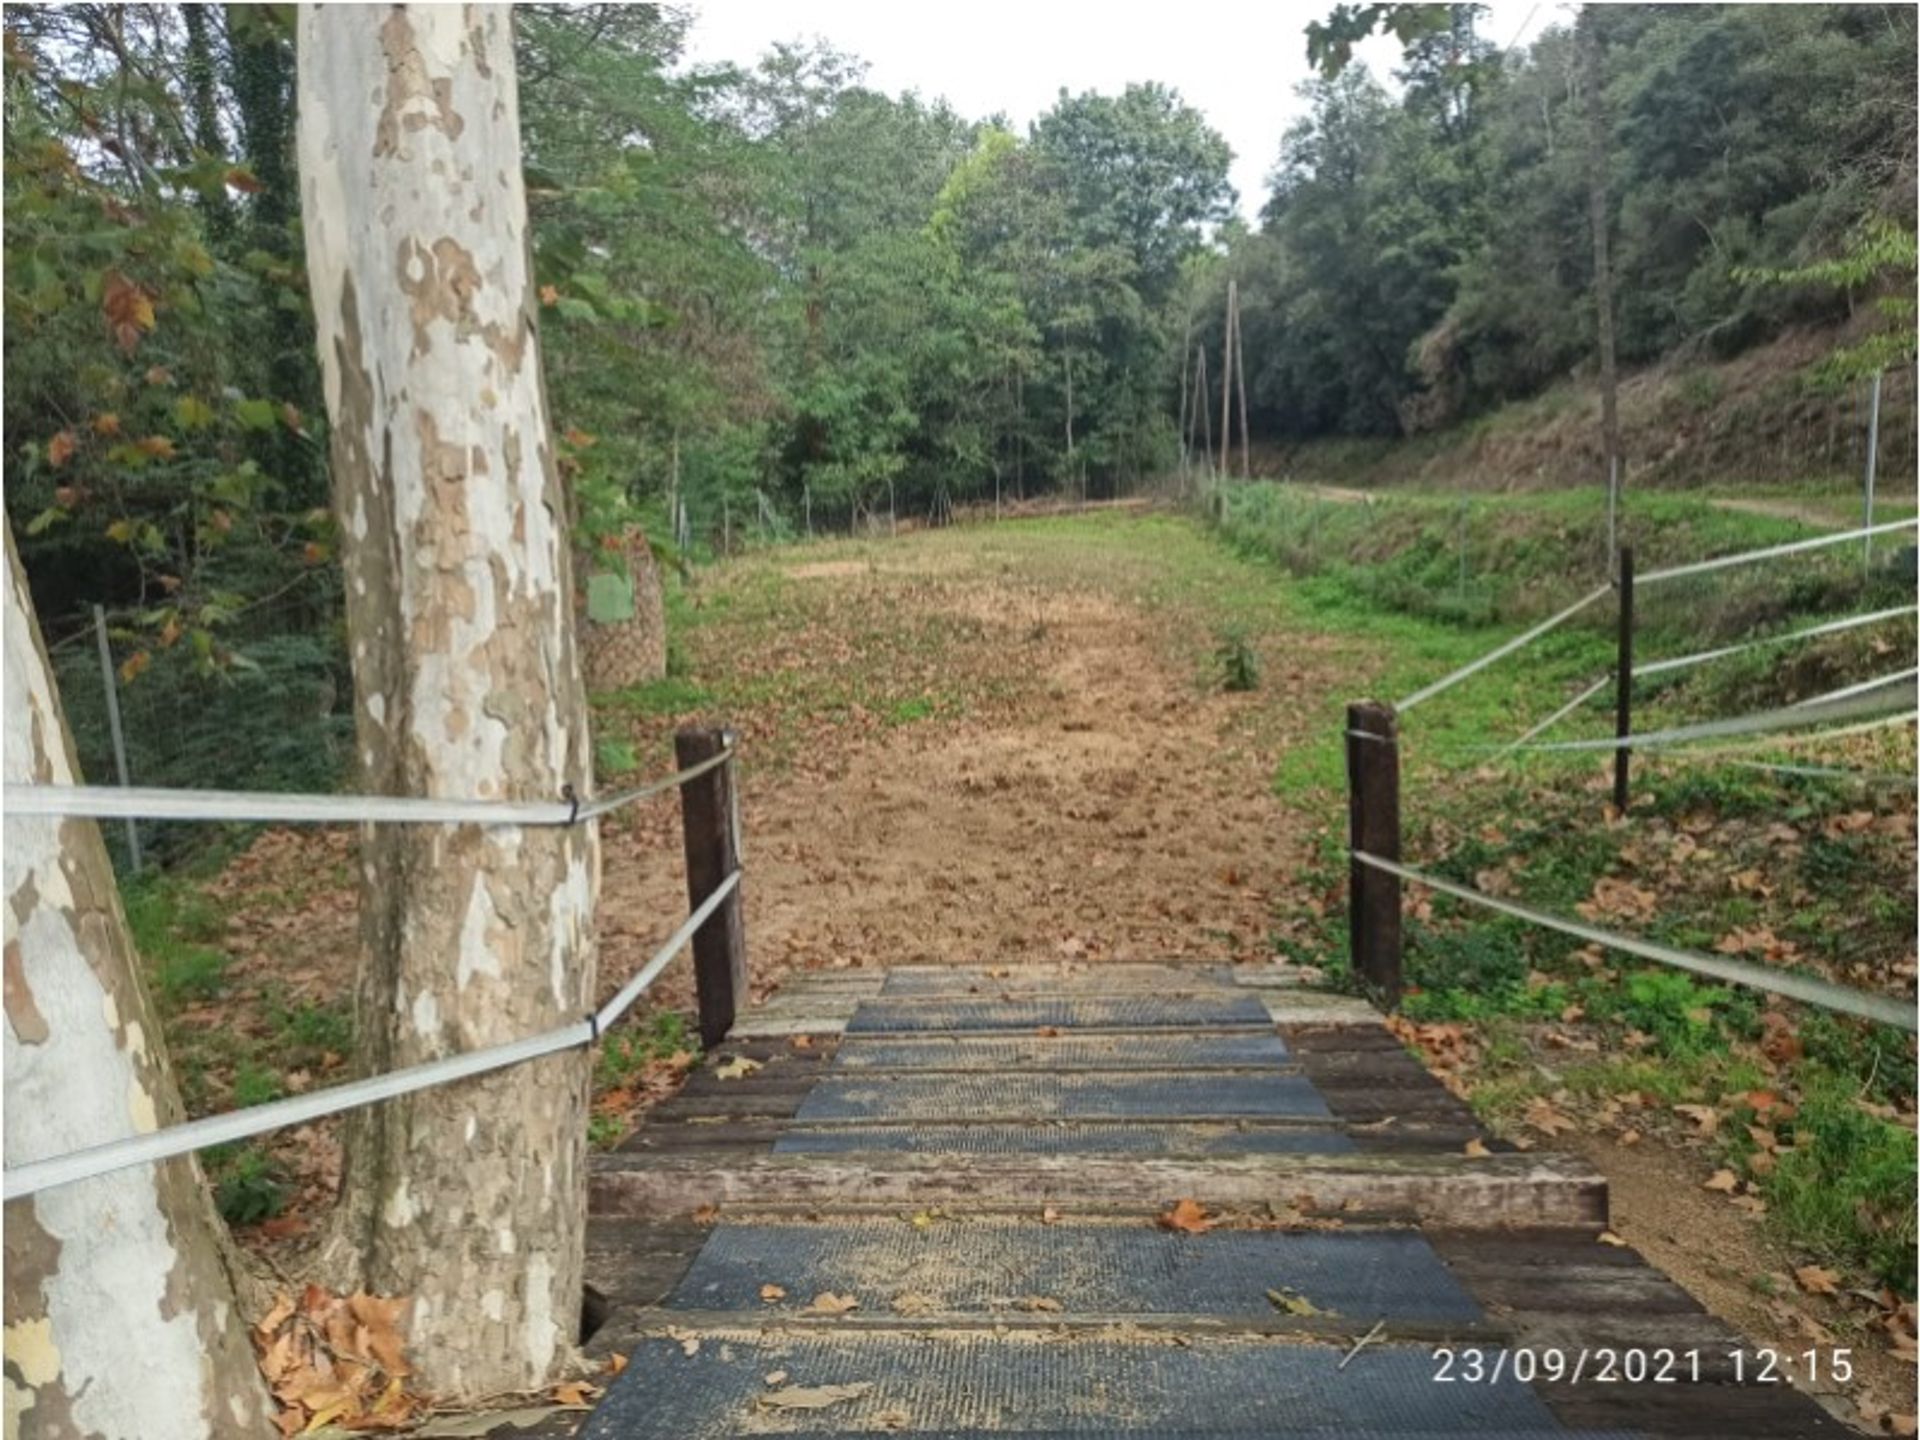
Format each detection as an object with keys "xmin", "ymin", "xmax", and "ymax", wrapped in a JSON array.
[
  {"xmin": 1523, "ymin": 1097, "xmax": 1576, "ymax": 1138},
  {"xmin": 1157, "ymin": 1198, "xmax": 1214, "ymax": 1234},
  {"xmin": 1014, "ymin": 1296, "xmax": 1063, "ymax": 1313},
  {"xmin": 805, "ymin": 1292, "xmax": 860, "ymax": 1315},
  {"xmin": 1267, "ymin": 1286, "xmax": 1333, "ymax": 1317},
  {"xmin": 760, "ymin": 1284, "xmax": 787, "ymax": 1303},
  {"xmin": 1463, "ymin": 1138, "xmax": 1490, "ymax": 1158},
  {"xmin": 1703, "ymin": 1169, "xmax": 1740, "ymax": 1193},
  {"xmin": 550, "ymin": 1381, "xmax": 599, "ymax": 1408},
  {"xmin": 1672, "ymin": 1103, "xmax": 1720, "ymax": 1138},
  {"xmin": 1795, "ymin": 1265, "xmax": 1841, "ymax": 1296},
  {"xmin": 714, "ymin": 1055, "xmax": 762, "ymax": 1080},
  {"xmin": 758, "ymin": 1382, "xmax": 873, "ymax": 1411},
  {"xmin": 1598, "ymin": 1231, "xmax": 1628, "ymax": 1247}
]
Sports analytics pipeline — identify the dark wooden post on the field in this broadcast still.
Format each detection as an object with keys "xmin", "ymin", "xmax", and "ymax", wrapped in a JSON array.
[
  {"xmin": 1346, "ymin": 701, "xmax": 1402, "ymax": 1005},
  {"xmin": 1613, "ymin": 545, "xmax": 1634, "ymax": 815},
  {"xmin": 676, "ymin": 726, "xmax": 746, "ymax": 1046}
]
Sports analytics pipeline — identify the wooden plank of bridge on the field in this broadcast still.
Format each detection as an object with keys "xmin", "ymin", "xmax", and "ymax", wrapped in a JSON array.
[{"xmin": 540, "ymin": 961, "xmax": 1847, "ymax": 1440}]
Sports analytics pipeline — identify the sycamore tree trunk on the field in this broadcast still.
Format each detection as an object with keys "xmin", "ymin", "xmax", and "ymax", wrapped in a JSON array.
[
  {"xmin": 3, "ymin": 525, "xmax": 272, "ymax": 1439},
  {"xmin": 297, "ymin": 5, "xmax": 599, "ymax": 1398}
]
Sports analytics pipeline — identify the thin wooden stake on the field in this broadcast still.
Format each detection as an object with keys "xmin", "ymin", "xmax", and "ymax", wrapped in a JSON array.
[
  {"xmin": 1233, "ymin": 279, "xmax": 1251, "ymax": 480},
  {"xmin": 1219, "ymin": 278, "xmax": 1237, "ymax": 488},
  {"xmin": 1864, "ymin": 370, "xmax": 1882, "ymax": 574},
  {"xmin": 1194, "ymin": 346, "xmax": 1215, "ymax": 480}
]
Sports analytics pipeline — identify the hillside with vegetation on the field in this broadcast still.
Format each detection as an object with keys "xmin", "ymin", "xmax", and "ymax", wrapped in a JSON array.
[
  {"xmin": 6, "ymin": 7, "xmax": 1915, "ymax": 816},
  {"xmin": 2, "ymin": 4, "xmax": 1915, "ymax": 1434}
]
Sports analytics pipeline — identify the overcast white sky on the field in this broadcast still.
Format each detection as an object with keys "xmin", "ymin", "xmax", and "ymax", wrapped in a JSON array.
[{"xmin": 683, "ymin": 2, "xmax": 1565, "ymax": 221}]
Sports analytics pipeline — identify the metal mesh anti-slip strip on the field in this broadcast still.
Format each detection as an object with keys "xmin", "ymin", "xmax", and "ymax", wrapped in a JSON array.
[
  {"xmin": 844, "ymin": 994, "xmax": 1273, "ymax": 1033},
  {"xmin": 669, "ymin": 1223, "xmax": 1483, "ymax": 1321},
  {"xmin": 581, "ymin": 1332, "xmax": 1583, "ymax": 1438},
  {"xmin": 771, "ymin": 1123, "xmax": 1354, "ymax": 1156}
]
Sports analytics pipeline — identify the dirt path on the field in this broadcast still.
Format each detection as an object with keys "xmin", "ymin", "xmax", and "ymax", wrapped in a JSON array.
[{"xmin": 597, "ymin": 531, "xmax": 1313, "ymax": 1018}]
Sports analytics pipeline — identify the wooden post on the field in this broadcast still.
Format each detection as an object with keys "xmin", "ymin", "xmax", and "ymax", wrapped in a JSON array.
[
  {"xmin": 1613, "ymin": 545, "xmax": 1634, "ymax": 816},
  {"xmin": 1233, "ymin": 280, "xmax": 1251, "ymax": 481},
  {"xmin": 1219, "ymin": 279, "xmax": 1236, "ymax": 487},
  {"xmin": 1864, "ymin": 369, "xmax": 1882, "ymax": 574},
  {"xmin": 1346, "ymin": 701, "xmax": 1402, "ymax": 1005},
  {"xmin": 676, "ymin": 726, "xmax": 746, "ymax": 1046}
]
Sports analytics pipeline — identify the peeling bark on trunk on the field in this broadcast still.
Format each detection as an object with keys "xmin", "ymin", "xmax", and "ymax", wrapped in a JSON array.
[
  {"xmin": 3, "ymin": 525, "xmax": 272, "ymax": 1439},
  {"xmin": 296, "ymin": 5, "xmax": 598, "ymax": 1398}
]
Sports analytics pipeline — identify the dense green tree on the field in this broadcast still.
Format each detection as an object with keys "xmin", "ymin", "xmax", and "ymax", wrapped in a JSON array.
[{"xmin": 1215, "ymin": 3, "xmax": 1917, "ymax": 443}]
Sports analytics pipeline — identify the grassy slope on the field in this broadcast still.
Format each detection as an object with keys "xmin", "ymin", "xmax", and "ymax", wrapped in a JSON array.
[
  {"xmin": 1207, "ymin": 483, "xmax": 1915, "ymax": 1296},
  {"xmin": 1254, "ymin": 321, "xmax": 1920, "ymax": 503}
]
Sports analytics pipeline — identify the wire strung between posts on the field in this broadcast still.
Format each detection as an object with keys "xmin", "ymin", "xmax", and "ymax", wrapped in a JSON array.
[
  {"xmin": 1653, "ymin": 712, "xmax": 1915, "ymax": 764},
  {"xmin": 1351, "ymin": 851, "xmax": 1915, "ymax": 1032},
  {"xmin": 1493, "ymin": 608, "xmax": 1915, "ymax": 756},
  {"xmin": 1396, "ymin": 585, "xmax": 1612, "ymax": 714},
  {"xmin": 1645, "ymin": 713, "xmax": 1917, "ymax": 787},
  {"xmin": 1636, "ymin": 606, "xmax": 1914, "ymax": 678},
  {"xmin": 593, "ymin": 871, "xmax": 739, "ymax": 1035},
  {"xmin": 0, "ymin": 749, "xmax": 731, "ymax": 828},
  {"xmin": 1718, "ymin": 759, "xmax": 1914, "ymax": 787},
  {"xmin": 1, "ymin": 869, "xmax": 741, "ymax": 1202},
  {"xmin": 1636, "ymin": 517, "xmax": 1919, "ymax": 587},
  {"xmin": 1498, "ymin": 674, "xmax": 1612, "ymax": 757},
  {"xmin": 1806, "ymin": 667, "xmax": 1920, "ymax": 707},
  {"xmin": 1506, "ymin": 674, "xmax": 1917, "ymax": 756}
]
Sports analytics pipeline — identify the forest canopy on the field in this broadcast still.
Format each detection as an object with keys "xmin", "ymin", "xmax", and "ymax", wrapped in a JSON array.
[{"xmin": 3, "ymin": 3, "xmax": 1913, "ymax": 812}]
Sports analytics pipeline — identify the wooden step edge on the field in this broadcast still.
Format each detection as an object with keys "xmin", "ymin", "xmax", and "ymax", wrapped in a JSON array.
[
  {"xmin": 589, "ymin": 1151, "xmax": 1608, "ymax": 1230},
  {"xmin": 588, "ymin": 1308, "xmax": 1513, "ymax": 1346},
  {"xmin": 807, "ymin": 1062, "xmax": 1308, "ymax": 1077},
  {"xmin": 746, "ymin": 1112, "xmax": 1349, "ymax": 1131}
]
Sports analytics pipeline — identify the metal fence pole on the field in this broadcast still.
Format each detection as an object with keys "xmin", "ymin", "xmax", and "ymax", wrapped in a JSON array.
[
  {"xmin": 91, "ymin": 605, "xmax": 141, "ymax": 873},
  {"xmin": 1864, "ymin": 370, "xmax": 1882, "ymax": 575},
  {"xmin": 1456, "ymin": 496, "xmax": 1469, "ymax": 602},
  {"xmin": 1613, "ymin": 545, "xmax": 1635, "ymax": 816},
  {"xmin": 1605, "ymin": 454, "xmax": 1620, "ymax": 577}
]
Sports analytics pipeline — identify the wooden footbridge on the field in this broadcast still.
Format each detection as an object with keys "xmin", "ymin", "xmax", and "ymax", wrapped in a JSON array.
[{"xmin": 556, "ymin": 958, "xmax": 1847, "ymax": 1439}]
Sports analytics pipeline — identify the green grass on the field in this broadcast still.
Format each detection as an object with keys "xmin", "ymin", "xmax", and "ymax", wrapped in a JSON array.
[
  {"xmin": 599, "ymin": 675, "xmax": 715, "ymax": 718},
  {"xmin": 1761, "ymin": 1068, "xmax": 1918, "ymax": 1285},
  {"xmin": 205, "ymin": 1141, "xmax": 286, "ymax": 1226},
  {"xmin": 595, "ymin": 1009, "xmax": 699, "ymax": 1092},
  {"xmin": 595, "ymin": 737, "xmax": 640, "ymax": 778},
  {"xmin": 1215, "ymin": 628, "xmax": 1260, "ymax": 692},
  {"xmin": 122, "ymin": 873, "xmax": 232, "ymax": 1010},
  {"xmin": 884, "ymin": 695, "xmax": 938, "ymax": 725}
]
